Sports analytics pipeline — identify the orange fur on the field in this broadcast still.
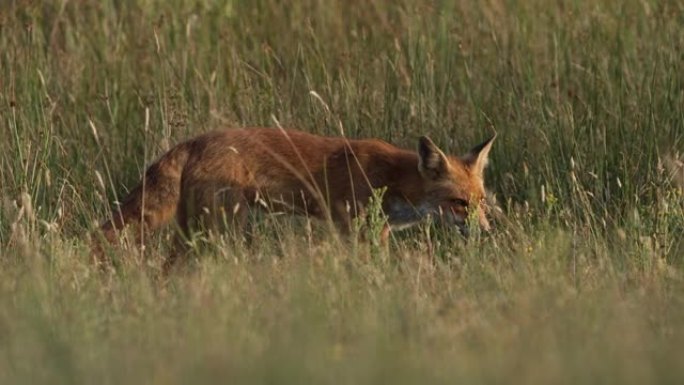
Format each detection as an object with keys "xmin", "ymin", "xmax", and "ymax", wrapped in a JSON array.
[{"xmin": 96, "ymin": 127, "xmax": 495, "ymax": 265}]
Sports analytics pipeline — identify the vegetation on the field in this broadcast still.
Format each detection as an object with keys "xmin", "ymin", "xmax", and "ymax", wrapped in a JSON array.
[{"xmin": 1, "ymin": 0, "xmax": 683, "ymax": 383}]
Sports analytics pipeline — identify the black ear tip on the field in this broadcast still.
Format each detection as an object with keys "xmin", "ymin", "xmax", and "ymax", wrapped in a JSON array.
[
  {"xmin": 479, "ymin": 133, "xmax": 497, "ymax": 146},
  {"xmin": 470, "ymin": 134, "xmax": 497, "ymax": 154},
  {"xmin": 418, "ymin": 135, "xmax": 437, "ymax": 149}
]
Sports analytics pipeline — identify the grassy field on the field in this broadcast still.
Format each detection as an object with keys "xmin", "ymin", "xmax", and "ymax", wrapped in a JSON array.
[{"xmin": 1, "ymin": 0, "xmax": 684, "ymax": 383}]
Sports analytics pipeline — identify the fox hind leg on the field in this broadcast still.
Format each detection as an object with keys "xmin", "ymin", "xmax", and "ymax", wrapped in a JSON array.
[{"xmin": 164, "ymin": 181, "xmax": 248, "ymax": 271}]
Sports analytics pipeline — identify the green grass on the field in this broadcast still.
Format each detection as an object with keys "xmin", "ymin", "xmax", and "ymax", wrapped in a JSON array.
[{"xmin": 1, "ymin": 0, "xmax": 684, "ymax": 383}]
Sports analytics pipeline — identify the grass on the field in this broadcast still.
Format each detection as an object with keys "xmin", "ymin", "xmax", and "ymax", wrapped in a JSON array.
[{"xmin": 1, "ymin": 0, "xmax": 684, "ymax": 383}]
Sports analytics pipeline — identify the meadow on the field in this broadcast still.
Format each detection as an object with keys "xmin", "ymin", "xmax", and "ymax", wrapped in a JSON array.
[{"xmin": 1, "ymin": 0, "xmax": 683, "ymax": 383}]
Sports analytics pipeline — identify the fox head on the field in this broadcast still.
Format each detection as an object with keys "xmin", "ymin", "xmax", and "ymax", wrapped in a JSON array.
[{"xmin": 416, "ymin": 134, "xmax": 496, "ymax": 236}]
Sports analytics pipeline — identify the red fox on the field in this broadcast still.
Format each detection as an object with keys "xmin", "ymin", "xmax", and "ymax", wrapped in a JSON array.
[{"xmin": 97, "ymin": 127, "xmax": 495, "ymax": 262}]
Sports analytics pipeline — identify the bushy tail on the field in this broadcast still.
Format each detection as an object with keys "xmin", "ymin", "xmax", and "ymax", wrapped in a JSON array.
[{"xmin": 96, "ymin": 142, "xmax": 191, "ymax": 250}]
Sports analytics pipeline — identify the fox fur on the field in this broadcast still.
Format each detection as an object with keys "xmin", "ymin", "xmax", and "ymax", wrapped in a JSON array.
[{"xmin": 97, "ymin": 127, "xmax": 495, "ymax": 265}]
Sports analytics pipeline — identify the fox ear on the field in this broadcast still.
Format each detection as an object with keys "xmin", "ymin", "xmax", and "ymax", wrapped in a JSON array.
[
  {"xmin": 463, "ymin": 134, "xmax": 496, "ymax": 176},
  {"xmin": 418, "ymin": 136, "xmax": 449, "ymax": 180}
]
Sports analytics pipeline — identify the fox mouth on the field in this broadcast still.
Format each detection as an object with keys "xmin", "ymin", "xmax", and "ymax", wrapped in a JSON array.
[
  {"xmin": 435, "ymin": 209, "xmax": 487, "ymax": 239},
  {"xmin": 431, "ymin": 209, "xmax": 470, "ymax": 237},
  {"xmin": 457, "ymin": 223, "xmax": 470, "ymax": 238},
  {"xmin": 448, "ymin": 216, "xmax": 471, "ymax": 238}
]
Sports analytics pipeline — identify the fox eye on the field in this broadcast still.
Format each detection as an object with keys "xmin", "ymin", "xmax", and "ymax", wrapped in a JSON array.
[{"xmin": 450, "ymin": 198, "xmax": 469, "ymax": 207}]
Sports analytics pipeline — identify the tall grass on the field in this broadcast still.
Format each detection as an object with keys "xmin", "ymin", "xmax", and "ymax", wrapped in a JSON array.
[{"xmin": 1, "ymin": 0, "xmax": 683, "ymax": 383}]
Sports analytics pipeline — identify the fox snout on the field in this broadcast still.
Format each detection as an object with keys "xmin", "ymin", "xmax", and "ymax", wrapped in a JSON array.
[
  {"xmin": 456, "ymin": 215, "xmax": 492, "ymax": 238},
  {"xmin": 438, "ymin": 204, "xmax": 491, "ymax": 238}
]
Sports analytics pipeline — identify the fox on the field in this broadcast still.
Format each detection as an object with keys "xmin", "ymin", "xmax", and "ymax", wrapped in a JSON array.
[{"xmin": 96, "ymin": 127, "xmax": 495, "ymax": 266}]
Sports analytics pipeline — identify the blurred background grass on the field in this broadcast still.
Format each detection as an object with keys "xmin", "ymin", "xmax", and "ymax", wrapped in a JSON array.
[{"xmin": 1, "ymin": 0, "xmax": 683, "ymax": 383}]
